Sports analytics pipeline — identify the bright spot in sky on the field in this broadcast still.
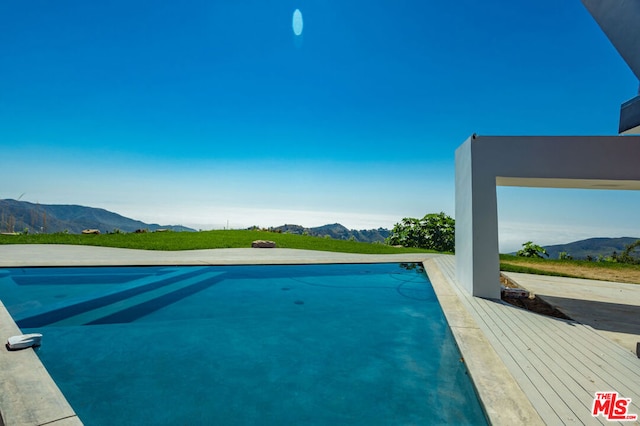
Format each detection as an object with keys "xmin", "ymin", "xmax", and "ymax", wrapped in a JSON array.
[{"xmin": 292, "ymin": 9, "xmax": 303, "ymax": 36}]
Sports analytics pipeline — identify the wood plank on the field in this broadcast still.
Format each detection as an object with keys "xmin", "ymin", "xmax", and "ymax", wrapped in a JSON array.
[
  {"xmin": 509, "ymin": 308, "xmax": 640, "ymax": 400},
  {"xmin": 471, "ymin": 299, "xmax": 589, "ymax": 423},
  {"xmin": 469, "ymin": 310, "xmax": 562, "ymax": 422},
  {"xmin": 507, "ymin": 310, "xmax": 633, "ymax": 397},
  {"xmin": 483, "ymin": 301, "xmax": 600, "ymax": 423},
  {"xmin": 428, "ymin": 256, "xmax": 640, "ymax": 425}
]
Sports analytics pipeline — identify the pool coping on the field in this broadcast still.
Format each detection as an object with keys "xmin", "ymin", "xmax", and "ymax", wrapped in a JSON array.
[
  {"xmin": 423, "ymin": 258, "xmax": 543, "ymax": 425},
  {"xmin": 0, "ymin": 245, "xmax": 538, "ymax": 425},
  {"xmin": 0, "ymin": 299, "xmax": 82, "ymax": 425}
]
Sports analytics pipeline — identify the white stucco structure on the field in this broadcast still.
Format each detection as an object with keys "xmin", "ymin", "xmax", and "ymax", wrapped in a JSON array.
[{"xmin": 455, "ymin": 135, "xmax": 640, "ymax": 299}]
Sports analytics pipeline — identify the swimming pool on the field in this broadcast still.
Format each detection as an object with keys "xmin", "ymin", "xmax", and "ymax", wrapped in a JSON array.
[{"xmin": 1, "ymin": 263, "xmax": 487, "ymax": 425}]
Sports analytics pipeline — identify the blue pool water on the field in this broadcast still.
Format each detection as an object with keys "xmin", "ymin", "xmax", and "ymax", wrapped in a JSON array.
[{"xmin": 1, "ymin": 263, "xmax": 487, "ymax": 425}]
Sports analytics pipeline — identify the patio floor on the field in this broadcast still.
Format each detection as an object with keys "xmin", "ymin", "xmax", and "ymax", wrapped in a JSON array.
[{"xmin": 429, "ymin": 255, "xmax": 640, "ymax": 425}]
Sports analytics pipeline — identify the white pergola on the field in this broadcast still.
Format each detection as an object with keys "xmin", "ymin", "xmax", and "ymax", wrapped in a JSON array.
[{"xmin": 455, "ymin": 135, "xmax": 640, "ymax": 299}]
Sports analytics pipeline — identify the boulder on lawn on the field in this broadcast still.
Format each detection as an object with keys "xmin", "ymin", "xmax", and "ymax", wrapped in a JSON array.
[{"xmin": 252, "ymin": 240, "xmax": 276, "ymax": 248}]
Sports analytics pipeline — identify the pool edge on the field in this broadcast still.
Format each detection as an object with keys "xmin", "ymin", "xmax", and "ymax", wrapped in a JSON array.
[
  {"xmin": 0, "ymin": 300, "xmax": 82, "ymax": 426},
  {"xmin": 423, "ymin": 258, "xmax": 544, "ymax": 426}
]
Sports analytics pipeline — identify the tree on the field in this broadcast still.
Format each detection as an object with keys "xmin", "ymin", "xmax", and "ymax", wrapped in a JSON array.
[
  {"xmin": 386, "ymin": 212, "xmax": 455, "ymax": 252},
  {"xmin": 516, "ymin": 241, "xmax": 548, "ymax": 258},
  {"xmin": 617, "ymin": 239, "xmax": 640, "ymax": 264},
  {"xmin": 558, "ymin": 251, "xmax": 573, "ymax": 260}
]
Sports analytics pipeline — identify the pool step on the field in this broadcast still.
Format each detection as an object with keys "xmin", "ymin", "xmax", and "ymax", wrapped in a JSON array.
[
  {"xmin": 16, "ymin": 267, "xmax": 211, "ymax": 328},
  {"xmin": 47, "ymin": 271, "xmax": 225, "ymax": 326}
]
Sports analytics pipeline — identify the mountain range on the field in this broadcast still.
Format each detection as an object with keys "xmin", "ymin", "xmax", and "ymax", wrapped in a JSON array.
[
  {"xmin": 541, "ymin": 237, "xmax": 640, "ymax": 260},
  {"xmin": 0, "ymin": 199, "xmax": 390, "ymax": 241},
  {"xmin": 265, "ymin": 223, "xmax": 390, "ymax": 243},
  {"xmin": 0, "ymin": 199, "xmax": 194, "ymax": 234}
]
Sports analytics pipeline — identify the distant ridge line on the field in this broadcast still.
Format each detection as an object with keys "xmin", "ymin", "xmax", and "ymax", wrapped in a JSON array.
[
  {"xmin": 542, "ymin": 236, "xmax": 640, "ymax": 259},
  {"xmin": 255, "ymin": 223, "xmax": 391, "ymax": 244},
  {"xmin": 0, "ymin": 199, "xmax": 195, "ymax": 234}
]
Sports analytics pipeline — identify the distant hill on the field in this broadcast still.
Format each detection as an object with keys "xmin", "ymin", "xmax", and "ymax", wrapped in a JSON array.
[
  {"xmin": 543, "ymin": 237, "xmax": 640, "ymax": 260},
  {"xmin": 0, "ymin": 199, "xmax": 194, "ymax": 234},
  {"xmin": 265, "ymin": 223, "xmax": 391, "ymax": 243}
]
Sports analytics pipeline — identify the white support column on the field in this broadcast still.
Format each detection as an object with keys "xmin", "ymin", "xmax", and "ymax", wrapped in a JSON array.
[{"xmin": 455, "ymin": 136, "xmax": 501, "ymax": 299}]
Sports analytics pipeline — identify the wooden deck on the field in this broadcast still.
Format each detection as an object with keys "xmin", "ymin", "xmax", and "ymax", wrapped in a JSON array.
[{"xmin": 429, "ymin": 255, "xmax": 640, "ymax": 425}]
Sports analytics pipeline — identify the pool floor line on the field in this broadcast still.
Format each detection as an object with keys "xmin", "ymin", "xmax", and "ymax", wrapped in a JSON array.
[
  {"xmin": 49, "ymin": 271, "xmax": 225, "ymax": 326},
  {"xmin": 14, "ymin": 267, "xmax": 211, "ymax": 328}
]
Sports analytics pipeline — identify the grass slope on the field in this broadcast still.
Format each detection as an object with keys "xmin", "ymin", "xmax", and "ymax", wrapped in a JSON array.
[
  {"xmin": 500, "ymin": 254, "xmax": 640, "ymax": 284},
  {"xmin": 0, "ymin": 230, "xmax": 435, "ymax": 254}
]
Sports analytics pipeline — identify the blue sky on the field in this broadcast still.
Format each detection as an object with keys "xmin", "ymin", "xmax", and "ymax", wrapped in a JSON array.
[{"xmin": 1, "ymin": 1, "xmax": 638, "ymax": 251}]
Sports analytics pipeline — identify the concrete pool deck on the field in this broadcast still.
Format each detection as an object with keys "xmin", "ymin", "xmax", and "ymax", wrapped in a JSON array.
[
  {"xmin": 0, "ymin": 244, "xmax": 435, "ymax": 267},
  {"xmin": 0, "ymin": 244, "xmax": 639, "ymax": 425}
]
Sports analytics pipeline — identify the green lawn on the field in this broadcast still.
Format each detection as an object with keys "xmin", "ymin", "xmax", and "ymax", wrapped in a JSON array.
[
  {"xmin": 500, "ymin": 253, "xmax": 640, "ymax": 272},
  {"xmin": 0, "ymin": 230, "xmax": 435, "ymax": 254},
  {"xmin": 499, "ymin": 253, "xmax": 640, "ymax": 283}
]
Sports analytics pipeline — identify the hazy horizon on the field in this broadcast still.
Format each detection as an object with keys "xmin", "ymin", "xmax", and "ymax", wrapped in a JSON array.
[{"xmin": 2, "ymin": 1, "xmax": 639, "ymax": 254}]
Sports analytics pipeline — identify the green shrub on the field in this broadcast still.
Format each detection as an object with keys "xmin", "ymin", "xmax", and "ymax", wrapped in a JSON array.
[
  {"xmin": 558, "ymin": 251, "xmax": 572, "ymax": 260},
  {"xmin": 386, "ymin": 212, "xmax": 455, "ymax": 252},
  {"xmin": 516, "ymin": 241, "xmax": 548, "ymax": 258}
]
